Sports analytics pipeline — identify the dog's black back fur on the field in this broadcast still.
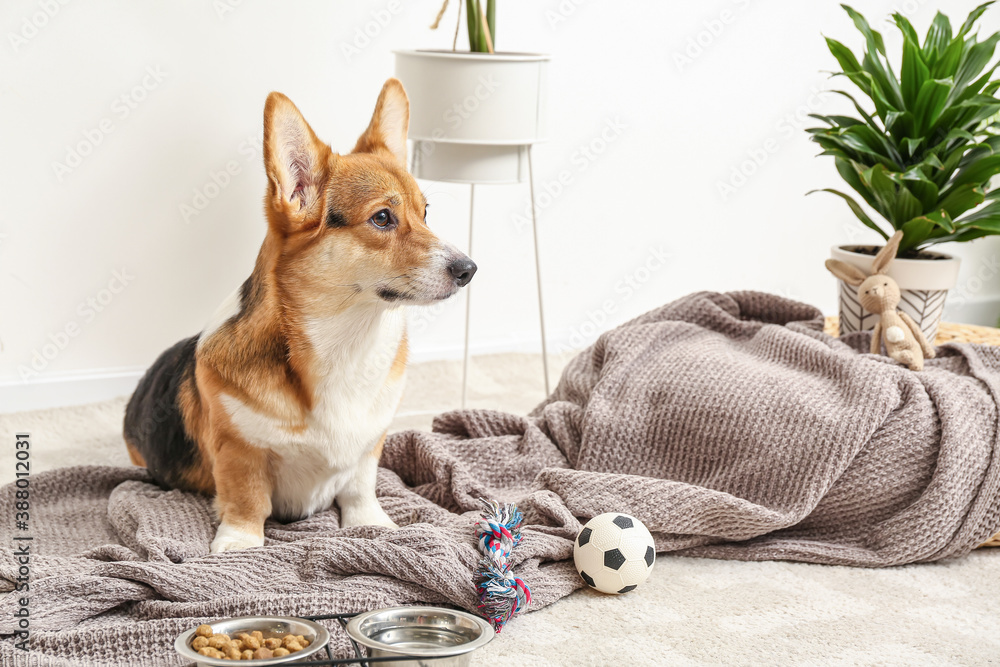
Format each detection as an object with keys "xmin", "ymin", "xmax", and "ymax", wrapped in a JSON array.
[{"xmin": 124, "ymin": 336, "xmax": 205, "ymax": 491}]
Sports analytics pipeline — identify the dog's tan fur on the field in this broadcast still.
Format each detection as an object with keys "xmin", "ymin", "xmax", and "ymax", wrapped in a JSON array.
[{"xmin": 124, "ymin": 79, "xmax": 475, "ymax": 552}]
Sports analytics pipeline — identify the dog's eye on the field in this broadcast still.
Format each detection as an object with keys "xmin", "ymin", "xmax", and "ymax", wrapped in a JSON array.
[{"xmin": 370, "ymin": 209, "xmax": 392, "ymax": 228}]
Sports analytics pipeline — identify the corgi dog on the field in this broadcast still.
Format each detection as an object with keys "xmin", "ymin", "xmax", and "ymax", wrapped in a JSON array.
[{"xmin": 123, "ymin": 79, "xmax": 476, "ymax": 553}]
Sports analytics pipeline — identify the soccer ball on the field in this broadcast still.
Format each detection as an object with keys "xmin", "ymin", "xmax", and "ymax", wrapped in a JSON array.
[{"xmin": 573, "ymin": 513, "xmax": 655, "ymax": 594}]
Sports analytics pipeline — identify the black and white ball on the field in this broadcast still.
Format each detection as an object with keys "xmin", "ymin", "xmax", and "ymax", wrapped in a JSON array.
[{"xmin": 573, "ymin": 513, "xmax": 655, "ymax": 594}]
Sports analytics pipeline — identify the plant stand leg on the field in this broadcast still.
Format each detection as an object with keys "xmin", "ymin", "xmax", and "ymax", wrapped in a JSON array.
[
  {"xmin": 461, "ymin": 183, "xmax": 475, "ymax": 409},
  {"xmin": 527, "ymin": 145, "xmax": 551, "ymax": 396}
]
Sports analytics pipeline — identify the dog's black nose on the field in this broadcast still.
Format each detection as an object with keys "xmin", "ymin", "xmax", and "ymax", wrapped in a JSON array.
[{"xmin": 448, "ymin": 257, "xmax": 477, "ymax": 287}]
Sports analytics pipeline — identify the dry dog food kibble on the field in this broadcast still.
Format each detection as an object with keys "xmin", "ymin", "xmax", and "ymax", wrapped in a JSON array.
[{"xmin": 189, "ymin": 626, "xmax": 314, "ymax": 660}]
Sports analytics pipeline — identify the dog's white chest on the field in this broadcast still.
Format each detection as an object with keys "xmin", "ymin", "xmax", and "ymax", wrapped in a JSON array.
[
  {"xmin": 221, "ymin": 310, "xmax": 405, "ymax": 520},
  {"xmin": 885, "ymin": 325, "xmax": 906, "ymax": 343}
]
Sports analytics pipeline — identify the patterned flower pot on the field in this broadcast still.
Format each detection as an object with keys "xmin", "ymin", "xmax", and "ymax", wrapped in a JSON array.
[{"xmin": 831, "ymin": 244, "xmax": 961, "ymax": 342}]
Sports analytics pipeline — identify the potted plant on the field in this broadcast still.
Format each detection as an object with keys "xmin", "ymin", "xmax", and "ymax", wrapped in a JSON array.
[
  {"xmin": 394, "ymin": 1, "xmax": 549, "ymax": 184},
  {"xmin": 808, "ymin": 2, "xmax": 1000, "ymax": 341}
]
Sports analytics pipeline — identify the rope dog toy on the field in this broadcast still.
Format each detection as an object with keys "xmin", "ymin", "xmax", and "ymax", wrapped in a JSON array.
[{"xmin": 473, "ymin": 498, "xmax": 531, "ymax": 631}]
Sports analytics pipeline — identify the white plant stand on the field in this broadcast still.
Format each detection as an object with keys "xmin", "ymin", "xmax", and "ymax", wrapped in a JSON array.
[{"xmin": 395, "ymin": 50, "xmax": 551, "ymax": 407}]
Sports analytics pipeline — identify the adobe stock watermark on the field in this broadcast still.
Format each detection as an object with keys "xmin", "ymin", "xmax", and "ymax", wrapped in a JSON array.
[
  {"xmin": 545, "ymin": 0, "xmax": 591, "ymax": 30},
  {"xmin": 891, "ymin": 0, "xmax": 929, "ymax": 19},
  {"xmin": 213, "ymin": 0, "xmax": 244, "ymax": 20},
  {"xmin": 179, "ymin": 133, "xmax": 263, "ymax": 223},
  {"xmin": 17, "ymin": 268, "xmax": 135, "ymax": 382},
  {"xmin": 555, "ymin": 245, "xmax": 670, "ymax": 353},
  {"xmin": 950, "ymin": 254, "xmax": 1000, "ymax": 310},
  {"xmin": 340, "ymin": 0, "xmax": 403, "ymax": 63},
  {"xmin": 716, "ymin": 84, "xmax": 832, "ymax": 201},
  {"xmin": 771, "ymin": 285, "xmax": 804, "ymax": 303},
  {"xmin": 411, "ymin": 75, "xmax": 501, "ymax": 165},
  {"xmin": 51, "ymin": 65, "xmax": 168, "ymax": 183},
  {"xmin": 7, "ymin": 0, "xmax": 71, "ymax": 54},
  {"xmin": 674, "ymin": 0, "xmax": 752, "ymax": 73},
  {"xmin": 511, "ymin": 116, "xmax": 628, "ymax": 234}
]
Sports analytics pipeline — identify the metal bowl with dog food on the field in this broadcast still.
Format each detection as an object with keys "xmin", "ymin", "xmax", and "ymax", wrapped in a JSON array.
[
  {"xmin": 174, "ymin": 616, "xmax": 330, "ymax": 666},
  {"xmin": 345, "ymin": 606, "xmax": 494, "ymax": 666}
]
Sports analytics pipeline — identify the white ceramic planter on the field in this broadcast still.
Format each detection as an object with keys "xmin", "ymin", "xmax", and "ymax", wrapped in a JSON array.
[
  {"xmin": 831, "ymin": 244, "xmax": 961, "ymax": 342},
  {"xmin": 410, "ymin": 141, "xmax": 529, "ymax": 184},
  {"xmin": 394, "ymin": 50, "xmax": 549, "ymax": 184}
]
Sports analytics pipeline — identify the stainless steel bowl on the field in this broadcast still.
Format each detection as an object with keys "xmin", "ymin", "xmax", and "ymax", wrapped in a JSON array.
[
  {"xmin": 174, "ymin": 616, "xmax": 330, "ymax": 666},
  {"xmin": 345, "ymin": 606, "xmax": 494, "ymax": 667}
]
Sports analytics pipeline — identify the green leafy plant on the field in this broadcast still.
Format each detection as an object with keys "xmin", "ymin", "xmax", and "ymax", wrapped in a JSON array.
[
  {"xmin": 808, "ymin": 3, "xmax": 1000, "ymax": 254},
  {"xmin": 431, "ymin": 0, "xmax": 496, "ymax": 54}
]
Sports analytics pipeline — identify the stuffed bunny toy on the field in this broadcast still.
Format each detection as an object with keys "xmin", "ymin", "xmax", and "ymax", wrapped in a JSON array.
[{"xmin": 825, "ymin": 230, "xmax": 935, "ymax": 371}]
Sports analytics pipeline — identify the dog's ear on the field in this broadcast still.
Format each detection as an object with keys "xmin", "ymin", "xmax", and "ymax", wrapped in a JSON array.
[
  {"xmin": 353, "ymin": 78, "xmax": 409, "ymax": 168},
  {"xmin": 872, "ymin": 230, "xmax": 903, "ymax": 275},
  {"xmin": 263, "ymin": 92, "xmax": 328, "ymax": 224},
  {"xmin": 825, "ymin": 259, "xmax": 868, "ymax": 287}
]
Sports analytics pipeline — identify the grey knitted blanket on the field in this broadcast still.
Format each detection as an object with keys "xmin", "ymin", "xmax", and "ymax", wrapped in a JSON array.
[{"xmin": 3, "ymin": 291, "xmax": 1000, "ymax": 666}]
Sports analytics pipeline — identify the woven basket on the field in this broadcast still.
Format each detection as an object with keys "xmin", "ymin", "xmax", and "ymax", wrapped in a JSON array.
[{"xmin": 825, "ymin": 316, "xmax": 1000, "ymax": 548}]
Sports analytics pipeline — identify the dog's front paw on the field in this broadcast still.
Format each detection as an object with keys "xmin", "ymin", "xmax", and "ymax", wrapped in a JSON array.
[
  {"xmin": 210, "ymin": 523, "xmax": 264, "ymax": 553},
  {"xmin": 340, "ymin": 503, "xmax": 398, "ymax": 529}
]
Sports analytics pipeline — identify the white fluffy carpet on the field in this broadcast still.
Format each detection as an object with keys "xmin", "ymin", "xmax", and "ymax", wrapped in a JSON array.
[{"xmin": 2, "ymin": 353, "xmax": 998, "ymax": 666}]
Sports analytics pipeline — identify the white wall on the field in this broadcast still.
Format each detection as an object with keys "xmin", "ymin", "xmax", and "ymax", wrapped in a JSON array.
[{"xmin": 3, "ymin": 0, "xmax": 1000, "ymax": 411}]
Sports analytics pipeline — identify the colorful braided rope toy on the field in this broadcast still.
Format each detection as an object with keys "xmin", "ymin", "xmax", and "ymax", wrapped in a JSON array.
[{"xmin": 473, "ymin": 498, "xmax": 531, "ymax": 631}]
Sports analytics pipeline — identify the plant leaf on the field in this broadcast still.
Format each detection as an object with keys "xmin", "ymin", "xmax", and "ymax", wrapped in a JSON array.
[
  {"xmin": 955, "ymin": 198, "xmax": 1000, "ymax": 223},
  {"xmin": 934, "ymin": 212, "xmax": 1000, "ymax": 242},
  {"xmin": 885, "ymin": 110, "xmax": 916, "ymax": 140},
  {"xmin": 486, "ymin": 0, "xmax": 495, "ymax": 46},
  {"xmin": 829, "ymin": 89, "xmax": 882, "ymax": 129},
  {"xmin": 937, "ymin": 183, "xmax": 986, "ymax": 218},
  {"xmin": 950, "ymin": 62, "xmax": 1000, "ymax": 106},
  {"xmin": 900, "ymin": 210, "xmax": 957, "ymax": 248},
  {"xmin": 959, "ymin": 133, "xmax": 1000, "ymax": 166},
  {"xmin": 844, "ymin": 124, "xmax": 904, "ymax": 164},
  {"xmin": 862, "ymin": 51, "xmax": 904, "ymax": 110},
  {"xmin": 892, "ymin": 13, "xmax": 921, "ymax": 46},
  {"xmin": 836, "ymin": 157, "xmax": 880, "ymax": 209},
  {"xmin": 815, "ymin": 2, "xmax": 1000, "ymax": 251},
  {"xmin": 914, "ymin": 78, "xmax": 953, "ymax": 133},
  {"xmin": 924, "ymin": 11, "xmax": 954, "ymax": 61},
  {"xmin": 893, "ymin": 182, "xmax": 924, "ymax": 223},
  {"xmin": 952, "ymin": 33, "xmax": 1000, "ymax": 99},
  {"xmin": 945, "ymin": 154, "xmax": 1000, "ymax": 191},
  {"xmin": 900, "ymin": 168, "xmax": 940, "ymax": 209},
  {"xmin": 901, "ymin": 36, "xmax": 931, "ymax": 107},
  {"xmin": 466, "ymin": 0, "xmax": 480, "ymax": 52},
  {"xmin": 843, "ymin": 5, "xmax": 887, "ymax": 54},
  {"xmin": 863, "ymin": 164, "xmax": 902, "ymax": 224},
  {"xmin": 825, "ymin": 37, "xmax": 866, "ymax": 84},
  {"xmin": 900, "ymin": 214, "xmax": 941, "ymax": 251},
  {"xmin": 901, "ymin": 136, "xmax": 925, "ymax": 158},
  {"xmin": 931, "ymin": 144, "xmax": 967, "ymax": 188},
  {"xmin": 811, "ymin": 130, "xmax": 902, "ymax": 171},
  {"xmin": 932, "ymin": 36, "xmax": 966, "ymax": 78},
  {"xmin": 808, "ymin": 113, "xmax": 864, "ymax": 127},
  {"xmin": 808, "ymin": 188, "xmax": 890, "ymax": 238},
  {"xmin": 957, "ymin": 2, "xmax": 995, "ymax": 38},
  {"xmin": 842, "ymin": 6, "xmax": 903, "ymax": 107}
]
